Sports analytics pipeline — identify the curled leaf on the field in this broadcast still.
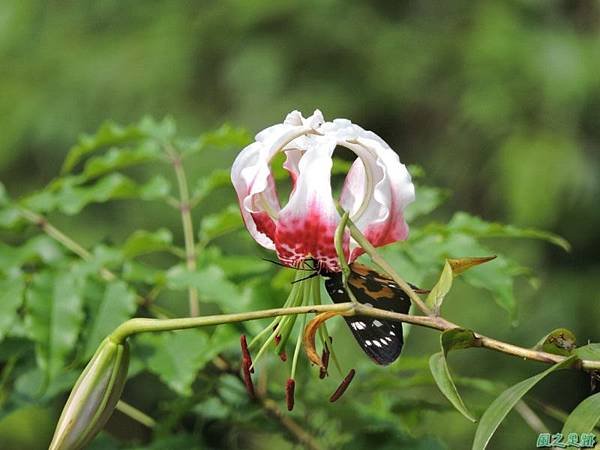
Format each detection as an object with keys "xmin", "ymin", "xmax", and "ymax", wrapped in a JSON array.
[
  {"xmin": 303, "ymin": 311, "xmax": 349, "ymax": 368},
  {"xmin": 534, "ymin": 328, "xmax": 577, "ymax": 356}
]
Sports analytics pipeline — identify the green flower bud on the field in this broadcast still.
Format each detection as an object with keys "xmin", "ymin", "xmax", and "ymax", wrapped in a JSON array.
[{"xmin": 49, "ymin": 337, "xmax": 129, "ymax": 450}]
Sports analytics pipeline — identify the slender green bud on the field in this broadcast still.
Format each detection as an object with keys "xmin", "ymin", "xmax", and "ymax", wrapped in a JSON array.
[{"xmin": 49, "ymin": 337, "xmax": 129, "ymax": 450}]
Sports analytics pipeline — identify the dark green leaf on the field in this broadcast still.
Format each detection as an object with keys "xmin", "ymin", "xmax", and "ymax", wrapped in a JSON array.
[
  {"xmin": 83, "ymin": 280, "xmax": 137, "ymax": 358},
  {"xmin": 562, "ymin": 392, "xmax": 600, "ymax": 435},
  {"xmin": 25, "ymin": 270, "xmax": 85, "ymax": 382},
  {"xmin": 0, "ymin": 276, "xmax": 25, "ymax": 341},
  {"xmin": 122, "ymin": 229, "xmax": 173, "ymax": 259},
  {"xmin": 472, "ymin": 355, "xmax": 578, "ymax": 450},
  {"xmin": 429, "ymin": 328, "xmax": 479, "ymax": 422}
]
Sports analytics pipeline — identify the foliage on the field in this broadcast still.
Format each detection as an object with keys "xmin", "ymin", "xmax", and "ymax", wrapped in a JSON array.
[{"xmin": 0, "ymin": 119, "xmax": 598, "ymax": 450}]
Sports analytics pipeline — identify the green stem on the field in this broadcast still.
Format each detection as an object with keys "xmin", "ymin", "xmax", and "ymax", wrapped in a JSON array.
[
  {"xmin": 341, "ymin": 211, "xmax": 433, "ymax": 316},
  {"xmin": 116, "ymin": 401, "xmax": 156, "ymax": 428},
  {"xmin": 165, "ymin": 143, "xmax": 199, "ymax": 317},
  {"xmin": 109, "ymin": 303, "xmax": 356, "ymax": 344}
]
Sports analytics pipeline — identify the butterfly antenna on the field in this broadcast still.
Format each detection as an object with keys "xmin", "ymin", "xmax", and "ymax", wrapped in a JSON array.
[
  {"xmin": 291, "ymin": 272, "xmax": 320, "ymax": 284},
  {"xmin": 261, "ymin": 258, "xmax": 313, "ymax": 271}
]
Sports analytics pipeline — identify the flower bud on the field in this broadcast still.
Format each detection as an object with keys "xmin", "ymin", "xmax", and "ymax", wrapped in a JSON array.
[{"xmin": 49, "ymin": 337, "xmax": 129, "ymax": 450}]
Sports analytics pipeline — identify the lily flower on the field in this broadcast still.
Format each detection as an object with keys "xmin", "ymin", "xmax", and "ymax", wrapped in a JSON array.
[{"xmin": 231, "ymin": 109, "xmax": 415, "ymax": 272}]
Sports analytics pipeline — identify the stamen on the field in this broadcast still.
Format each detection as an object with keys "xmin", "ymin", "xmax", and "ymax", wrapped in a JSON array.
[
  {"xmin": 329, "ymin": 369, "xmax": 356, "ymax": 402},
  {"xmin": 240, "ymin": 335, "xmax": 254, "ymax": 374},
  {"xmin": 286, "ymin": 378, "xmax": 296, "ymax": 411}
]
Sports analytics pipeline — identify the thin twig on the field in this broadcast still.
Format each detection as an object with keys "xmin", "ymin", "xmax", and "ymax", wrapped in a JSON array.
[{"xmin": 164, "ymin": 143, "xmax": 199, "ymax": 317}]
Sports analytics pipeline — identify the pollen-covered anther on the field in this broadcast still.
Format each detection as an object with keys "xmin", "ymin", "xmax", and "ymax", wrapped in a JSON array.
[
  {"xmin": 303, "ymin": 311, "xmax": 351, "ymax": 368},
  {"xmin": 329, "ymin": 369, "xmax": 356, "ymax": 402},
  {"xmin": 286, "ymin": 378, "xmax": 296, "ymax": 411}
]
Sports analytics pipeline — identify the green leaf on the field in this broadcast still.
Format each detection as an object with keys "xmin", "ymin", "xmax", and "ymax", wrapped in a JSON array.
[
  {"xmin": 62, "ymin": 121, "xmax": 145, "ymax": 174},
  {"xmin": 182, "ymin": 124, "xmax": 250, "ymax": 156},
  {"xmin": 121, "ymin": 229, "xmax": 173, "ymax": 259},
  {"xmin": 447, "ymin": 212, "xmax": 571, "ymax": 252},
  {"xmin": 83, "ymin": 280, "xmax": 137, "ymax": 358},
  {"xmin": 429, "ymin": 328, "xmax": 479, "ymax": 423},
  {"xmin": 25, "ymin": 270, "xmax": 85, "ymax": 382},
  {"xmin": 574, "ymin": 343, "xmax": 600, "ymax": 361},
  {"xmin": 140, "ymin": 329, "xmax": 209, "ymax": 396},
  {"xmin": 472, "ymin": 355, "xmax": 578, "ymax": 450},
  {"xmin": 405, "ymin": 185, "xmax": 449, "ymax": 221},
  {"xmin": 198, "ymin": 204, "xmax": 243, "ymax": 244},
  {"xmin": 562, "ymin": 392, "xmax": 600, "ymax": 435},
  {"xmin": 0, "ymin": 276, "xmax": 25, "ymax": 341},
  {"xmin": 138, "ymin": 116, "xmax": 177, "ymax": 142},
  {"xmin": 533, "ymin": 328, "xmax": 577, "ymax": 356},
  {"xmin": 81, "ymin": 142, "xmax": 163, "ymax": 180},
  {"xmin": 426, "ymin": 260, "xmax": 453, "ymax": 313},
  {"xmin": 166, "ymin": 265, "xmax": 239, "ymax": 310},
  {"xmin": 23, "ymin": 174, "xmax": 171, "ymax": 215},
  {"xmin": 192, "ymin": 169, "xmax": 231, "ymax": 203},
  {"xmin": 0, "ymin": 235, "xmax": 65, "ymax": 275}
]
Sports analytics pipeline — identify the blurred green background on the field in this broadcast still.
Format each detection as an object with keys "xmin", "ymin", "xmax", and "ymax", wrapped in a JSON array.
[{"xmin": 1, "ymin": 1, "xmax": 599, "ymax": 449}]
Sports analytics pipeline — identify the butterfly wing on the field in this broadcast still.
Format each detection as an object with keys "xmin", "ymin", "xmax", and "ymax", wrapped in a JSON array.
[{"xmin": 324, "ymin": 263, "xmax": 412, "ymax": 365}]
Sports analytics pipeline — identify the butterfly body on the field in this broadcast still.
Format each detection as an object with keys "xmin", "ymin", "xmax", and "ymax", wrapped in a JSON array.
[{"xmin": 322, "ymin": 262, "xmax": 413, "ymax": 366}]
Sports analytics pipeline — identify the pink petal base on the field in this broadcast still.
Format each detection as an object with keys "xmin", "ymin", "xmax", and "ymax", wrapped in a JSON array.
[{"xmin": 274, "ymin": 205, "xmax": 347, "ymax": 273}]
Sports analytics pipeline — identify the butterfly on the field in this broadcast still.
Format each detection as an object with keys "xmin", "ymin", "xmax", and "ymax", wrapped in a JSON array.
[{"xmin": 322, "ymin": 262, "xmax": 422, "ymax": 366}]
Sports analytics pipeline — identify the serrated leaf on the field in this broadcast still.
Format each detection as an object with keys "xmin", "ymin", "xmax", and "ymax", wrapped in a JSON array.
[
  {"xmin": 192, "ymin": 169, "xmax": 232, "ymax": 203},
  {"xmin": 62, "ymin": 121, "xmax": 144, "ymax": 174},
  {"xmin": 23, "ymin": 174, "xmax": 171, "ymax": 215},
  {"xmin": 138, "ymin": 116, "xmax": 177, "ymax": 142},
  {"xmin": 472, "ymin": 355, "xmax": 578, "ymax": 450},
  {"xmin": 198, "ymin": 204, "xmax": 243, "ymax": 244},
  {"xmin": 562, "ymin": 392, "xmax": 600, "ymax": 435},
  {"xmin": 429, "ymin": 328, "xmax": 480, "ymax": 423},
  {"xmin": 122, "ymin": 261, "xmax": 166, "ymax": 285},
  {"xmin": 182, "ymin": 124, "xmax": 250, "ymax": 156},
  {"xmin": 25, "ymin": 270, "xmax": 85, "ymax": 382},
  {"xmin": 83, "ymin": 280, "xmax": 137, "ymax": 358},
  {"xmin": 447, "ymin": 212, "xmax": 570, "ymax": 252},
  {"xmin": 140, "ymin": 329, "xmax": 209, "ymax": 396},
  {"xmin": 122, "ymin": 229, "xmax": 173, "ymax": 258},
  {"xmin": 81, "ymin": 142, "xmax": 163, "ymax": 180},
  {"xmin": 426, "ymin": 260, "xmax": 453, "ymax": 313},
  {"xmin": 166, "ymin": 265, "xmax": 239, "ymax": 310},
  {"xmin": 533, "ymin": 328, "xmax": 577, "ymax": 356},
  {"xmin": 0, "ymin": 276, "xmax": 25, "ymax": 341},
  {"xmin": 0, "ymin": 235, "xmax": 65, "ymax": 274}
]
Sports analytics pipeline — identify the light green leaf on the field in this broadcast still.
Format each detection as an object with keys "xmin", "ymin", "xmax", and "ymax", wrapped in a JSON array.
[
  {"xmin": 23, "ymin": 174, "xmax": 171, "ymax": 215},
  {"xmin": 140, "ymin": 329, "xmax": 209, "ymax": 396},
  {"xmin": 81, "ymin": 142, "xmax": 163, "ymax": 180},
  {"xmin": 447, "ymin": 212, "xmax": 570, "ymax": 252},
  {"xmin": 0, "ymin": 235, "xmax": 64, "ymax": 274},
  {"xmin": 182, "ymin": 124, "xmax": 250, "ymax": 156},
  {"xmin": 138, "ymin": 116, "xmax": 177, "ymax": 142},
  {"xmin": 429, "ymin": 328, "xmax": 480, "ymax": 423},
  {"xmin": 62, "ymin": 121, "xmax": 144, "ymax": 174},
  {"xmin": 166, "ymin": 265, "xmax": 239, "ymax": 310},
  {"xmin": 198, "ymin": 204, "xmax": 243, "ymax": 244},
  {"xmin": 562, "ymin": 392, "xmax": 600, "ymax": 435},
  {"xmin": 533, "ymin": 328, "xmax": 577, "ymax": 356},
  {"xmin": 122, "ymin": 229, "xmax": 173, "ymax": 259},
  {"xmin": 426, "ymin": 260, "xmax": 453, "ymax": 313},
  {"xmin": 0, "ymin": 276, "xmax": 25, "ymax": 341},
  {"xmin": 83, "ymin": 280, "xmax": 137, "ymax": 358},
  {"xmin": 472, "ymin": 355, "xmax": 578, "ymax": 450},
  {"xmin": 192, "ymin": 169, "xmax": 231, "ymax": 203},
  {"xmin": 25, "ymin": 270, "xmax": 85, "ymax": 382},
  {"xmin": 122, "ymin": 261, "xmax": 166, "ymax": 285},
  {"xmin": 405, "ymin": 185, "xmax": 449, "ymax": 221},
  {"xmin": 574, "ymin": 343, "xmax": 600, "ymax": 361}
]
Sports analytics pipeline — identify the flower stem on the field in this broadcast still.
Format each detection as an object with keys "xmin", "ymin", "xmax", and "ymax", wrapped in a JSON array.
[
  {"xmin": 164, "ymin": 143, "xmax": 199, "ymax": 317},
  {"xmin": 341, "ymin": 212, "xmax": 434, "ymax": 316},
  {"xmin": 115, "ymin": 401, "xmax": 156, "ymax": 428}
]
